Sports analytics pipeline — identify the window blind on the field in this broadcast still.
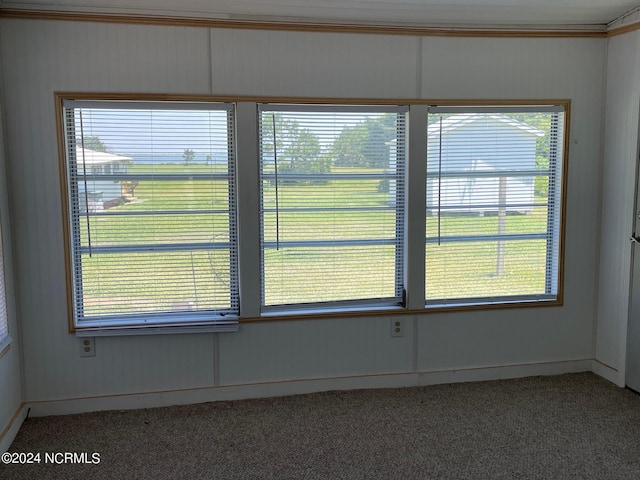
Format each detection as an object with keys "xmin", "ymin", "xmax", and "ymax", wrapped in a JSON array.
[
  {"xmin": 425, "ymin": 107, "xmax": 565, "ymax": 306},
  {"xmin": 258, "ymin": 105, "xmax": 407, "ymax": 310},
  {"xmin": 0, "ymin": 218, "xmax": 7, "ymax": 342},
  {"xmin": 62, "ymin": 100, "xmax": 238, "ymax": 330}
]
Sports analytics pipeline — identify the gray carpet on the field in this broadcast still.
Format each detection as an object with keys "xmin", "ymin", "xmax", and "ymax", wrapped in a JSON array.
[{"xmin": 2, "ymin": 372, "xmax": 640, "ymax": 479}]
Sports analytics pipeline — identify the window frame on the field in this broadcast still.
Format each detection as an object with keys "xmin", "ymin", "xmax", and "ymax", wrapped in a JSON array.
[
  {"xmin": 257, "ymin": 103, "xmax": 409, "ymax": 313},
  {"xmin": 56, "ymin": 94, "xmax": 569, "ymax": 334},
  {"xmin": 423, "ymin": 104, "xmax": 567, "ymax": 309},
  {"xmin": 58, "ymin": 95, "xmax": 240, "ymax": 333}
]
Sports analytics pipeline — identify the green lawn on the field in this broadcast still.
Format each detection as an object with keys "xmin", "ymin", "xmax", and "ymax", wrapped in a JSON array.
[{"xmin": 78, "ymin": 164, "xmax": 552, "ymax": 316}]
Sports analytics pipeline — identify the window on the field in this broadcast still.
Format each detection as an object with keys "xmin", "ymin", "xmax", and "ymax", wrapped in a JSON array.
[
  {"xmin": 61, "ymin": 100, "xmax": 238, "ymax": 331},
  {"xmin": 258, "ymin": 105, "xmax": 407, "ymax": 311},
  {"xmin": 59, "ymin": 97, "xmax": 568, "ymax": 332},
  {"xmin": 0, "ymin": 212, "xmax": 8, "ymax": 350},
  {"xmin": 425, "ymin": 106, "xmax": 565, "ymax": 307}
]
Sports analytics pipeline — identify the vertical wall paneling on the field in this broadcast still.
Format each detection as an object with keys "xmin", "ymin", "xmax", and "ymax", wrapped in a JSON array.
[
  {"xmin": 0, "ymin": 80, "xmax": 23, "ymax": 449},
  {"xmin": 0, "ymin": 19, "xmax": 217, "ymax": 401},
  {"xmin": 416, "ymin": 37, "xmax": 605, "ymax": 372},
  {"xmin": 417, "ymin": 308, "xmax": 583, "ymax": 373},
  {"xmin": 596, "ymin": 31, "xmax": 640, "ymax": 385},
  {"xmin": 0, "ymin": 19, "xmax": 608, "ymax": 406},
  {"xmin": 219, "ymin": 316, "xmax": 414, "ymax": 385},
  {"xmin": 209, "ymin": 29, "xmax": 419, "ymax": 98},
  {"xmin": 212, "ymin": 333, "xmax": 220, "ymax": 387},
  {"xmin": 207, "ymin": 28, "xmax": 214, "ymax": 95},
  {"xmin": 415, "ymin": 37, "xmax": 423, "ymax": 99}
]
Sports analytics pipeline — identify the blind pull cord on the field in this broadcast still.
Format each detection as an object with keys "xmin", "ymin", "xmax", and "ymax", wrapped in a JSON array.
[
  {"xmin": 79, "ymin": 110, "xmax": 93, "ymax": 257},
  {"xmin": 272, "ymin": 113, "xmax": 280, "ymax": 251},
  {"xmin": 438, "ymin": 115, "xmax": 443, "ymax": 246}
]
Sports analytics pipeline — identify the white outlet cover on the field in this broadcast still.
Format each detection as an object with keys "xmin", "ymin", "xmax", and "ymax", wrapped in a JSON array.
[
  {"xmin": 79, "ymin": 337, "xmax": 96, "ymax": 357},
  {"xmin": 391, "ymin": 318, "xmax": 404, "ymax": 337}
]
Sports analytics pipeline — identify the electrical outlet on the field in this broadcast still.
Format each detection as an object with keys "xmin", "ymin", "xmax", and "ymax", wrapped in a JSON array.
[
  {"xmin": 391, "ymin": 318, "xmax": 404, "ymax": 337},
  {"xmin": 79, "ymin": 337, "xmax": 96, "ymax": 357}
]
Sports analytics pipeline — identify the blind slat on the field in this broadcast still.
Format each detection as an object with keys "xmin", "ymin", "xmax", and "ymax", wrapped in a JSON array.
[
  {"xmin": 63, "ymin": 102, "xmax": 238, "ymax": 328},
  {"xmin": 259, "ymin": 106, "xmax": 407, "ymax": 309},
  {"xmin": 425, "ymin": 109, "xmax": 565, "ymax": 304}
]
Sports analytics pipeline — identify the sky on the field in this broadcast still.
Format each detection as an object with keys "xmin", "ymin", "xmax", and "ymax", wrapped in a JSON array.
[
  {"xmin": 74, "ymin": 107, "xmax": 395, "ymax": 157},
  {"xmin": 75, "ymin": 108, "xmax": 231, "ymax": 157}
]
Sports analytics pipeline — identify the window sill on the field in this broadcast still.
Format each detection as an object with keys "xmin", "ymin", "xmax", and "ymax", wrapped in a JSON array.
[
  {"xmin": 241, "ymin": 297, "xmax": 561, "ymax": 323},
  {"xmin": 425, "ymin": 295, "xmax": 559, "ymax": 312},
  {"xmin": 71, "ymin": 297, "xmax": 561, "ymax": 336},
  {"xmin": 74, "ymin": 319, "xmax": 239, "ymax": 337},
  {"xmin": 256, "ymin": 304, "xmax": 406, "ymax": 321}
]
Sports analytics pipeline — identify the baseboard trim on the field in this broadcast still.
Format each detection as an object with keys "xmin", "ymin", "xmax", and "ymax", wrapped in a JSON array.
[
  {"xmin": 417, "ymin": 359, "xmax": 592, "ymax": 386},
  {"xmin": 26, "ymin": 359, "xmax": 592, "ymax": 417},
  {"xmin": 0, "ymin": 403, "xmax": 27, "ymax": 453},
  {"xmin": 592, "ymin": 359, "xmax": 623, "ymax": 386}
]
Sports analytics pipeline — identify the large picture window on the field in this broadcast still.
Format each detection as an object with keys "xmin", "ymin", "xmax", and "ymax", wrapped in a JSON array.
[
  {"xmin": 258, "ymin": 105, "xmax": 407, "ymax": 311},
  {"xmin": 59, "ymin": 96, "xmax": 568, "ymax": 332},
  {"xmin": 61, "ymin": 100, "xmax": 238, "ymax": 331},
  {"xmin": 425, "ymin": 106, "xmax": 565, "ymax": 306}
]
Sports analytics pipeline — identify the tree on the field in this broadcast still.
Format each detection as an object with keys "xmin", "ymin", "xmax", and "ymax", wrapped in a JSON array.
[
  {"xmin": 82, "ymin": 135, "xmax": 108, "ymax": 152},
  {"xmin": 262, "ymin": 114, "xmax": 331, "ymax": 183},
  {"xmin": 331, "ymin": 114, "xmax": 397, "ymax": 168},
  {"xmin": 182, "ymin": 148, "xmax": 195, "ymax": 165},
  {"xmin": 332, "ymin": 124, "xmax": 368, "ymax": 167},
  {"xmin": 281, "ymin": 129, "xmax": 320, "ymax": 170}
]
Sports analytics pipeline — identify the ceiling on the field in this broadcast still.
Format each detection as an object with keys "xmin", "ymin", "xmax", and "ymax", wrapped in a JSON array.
[{"xmin": 0, "ymin": 0, "xmax": 639, "ymax": 29}]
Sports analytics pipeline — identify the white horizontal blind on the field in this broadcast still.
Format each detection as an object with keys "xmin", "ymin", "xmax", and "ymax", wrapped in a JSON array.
[
  {"xmin": 259, "ymin": 105, "xmax": 407, "ymax": 310},
  {"xmin": 0, "ymin": 217, "xmax": 8, "ymax": 341},
  {"xmin": 425, "ymin": 107, "xmax": 565, "ymax": 306},
  {"xmin": 63, "ymin": 101, "xmax": 238, "ymax": 329}
]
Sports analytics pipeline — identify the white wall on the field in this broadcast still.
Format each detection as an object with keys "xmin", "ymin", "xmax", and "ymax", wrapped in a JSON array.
[
  {"xmin": 595, "ymin": 31, "xmax": 640, "ymax": 386},
  {"xmin": 0, "ymin": 92, "xmax": 24, "ymax": 449},
  {"xmin": 0, "ymin": 19, "xmax": 605, "ymax": 413}
]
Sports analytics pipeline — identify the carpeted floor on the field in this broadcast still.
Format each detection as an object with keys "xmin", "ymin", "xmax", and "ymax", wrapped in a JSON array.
[{"xmin": 2, "ymin": 372, "xmax": 640, "ymax": 479}]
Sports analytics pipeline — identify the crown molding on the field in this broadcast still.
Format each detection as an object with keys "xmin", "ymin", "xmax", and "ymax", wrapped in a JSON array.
[
  {"xmin": 607, "ymin": 21, "xmax": 640, "ymax": 37},
  {"xmin": 0, "ymin": 8, "xmax": 609, "ymax": 38}
]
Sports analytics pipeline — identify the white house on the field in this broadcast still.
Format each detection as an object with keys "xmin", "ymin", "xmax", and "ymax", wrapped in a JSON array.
[
  {"xmin": 426, "ymin": 114, "xmax": 544, "ymax": 216},
  {"xmin": 75, "ymin": 147, "xmax": 132, "ymax": 212}
]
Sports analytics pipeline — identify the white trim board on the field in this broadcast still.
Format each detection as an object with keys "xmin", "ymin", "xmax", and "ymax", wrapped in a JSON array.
[
  {"xmin": 592, "ymin": 359, "xmax": 623, "ymax": 386},
  {"xmin": 0, "ymin": 404, "xmax": 27, "ymax": 454},
  {"xmin": 26, "ymin": 359, "xmax": 592, "ymax": 417}
]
